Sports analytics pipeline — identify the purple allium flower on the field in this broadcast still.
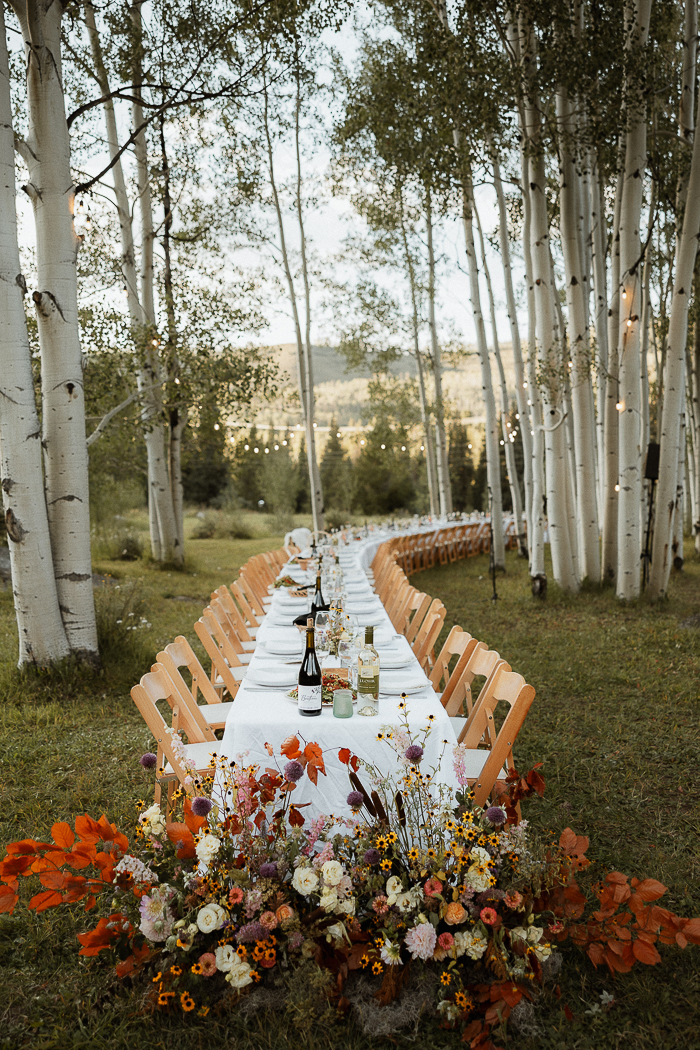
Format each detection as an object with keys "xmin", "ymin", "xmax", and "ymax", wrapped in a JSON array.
[
  {"xmin": 284, "ymin": 760, "xmax": 304, "ymax": 782},
  {"xmin": 347, "ymin": 790, "xmax": 364, "ymax": 808},
  {"xmin": 259, "ymin": 862, "xmax": 278, "ymax": 878},
  {"xmin": 140, "ymin": 752, "xmax": 157, "ymax": 769},
  {"xmin": 191, "ymin": 796, "xmax": 212, "ymax": 817},
  {"xmin": 404, "ymin": 744, "xmax": 424, "ymax": 763},
  {"xmin": 236, "ymin": 921, "xmax": 266, "ymax": 943},
  {"xmin": 485, "ymin": 805, "xmax": 507, "ymax": 825},
  {"xmin": 363, "ymin": 848, "xmax": 381, "ymax": 866}
]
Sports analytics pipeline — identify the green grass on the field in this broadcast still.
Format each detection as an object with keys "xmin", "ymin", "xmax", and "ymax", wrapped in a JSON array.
[{"xmin": 1, "ymin": 534, "xmax": 699, "ymax": 1049}]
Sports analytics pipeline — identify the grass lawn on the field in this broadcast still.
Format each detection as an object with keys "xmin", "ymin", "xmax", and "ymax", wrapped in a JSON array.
[{"xmin": 1, "ymin": 528, "xmax": 699, "ymax": 1049}]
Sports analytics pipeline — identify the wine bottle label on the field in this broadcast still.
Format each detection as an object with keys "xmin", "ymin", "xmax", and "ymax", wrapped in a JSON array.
[
  {"xmin": 298, "ymin": 684, "xmax": 322, "ymax": 711},
  {"xmin": 357, "ymin": 673, "xmax": 378, "ymax": 699}
]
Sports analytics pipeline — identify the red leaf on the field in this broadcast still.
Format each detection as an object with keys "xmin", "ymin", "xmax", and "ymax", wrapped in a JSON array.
[
  {"xmin": 0, "ymin": 855, "xmax": 34, "ymax": 878},
  {"xmin": 559, "ymin": 828, "xmax": 577, "ymax": 854},
  {"xmin": 74, "ymin": 815, "xmax": 104, "ymax": 843},
  {"xmin": 281, "ymin": 735, "xmax": 301, "ymax": 759},
  {"xmin": 306, "ymin": 762, "xmax": 318, "ymax": 786},
  {"xmin": 631, "ymin": 878, "xmax": 667, "ymax": 902},
  {"xmin": 288, "ymin": 806, "xmax": 305, "ymax": 828},
  {"xmin": 39, "ymin": 871, "xmax": 67, "ymax": 891},
  {"xmin": 587, "ymin": 942, "xmax": 605, "ymax": 967},
  {"xmin": 563, "ymin": 1004, "xmax": 574, "ymax": 1022},
  {"xmin": 77, "ymin": 913, "xmax": 131, "ymax": 956},
  {"xmin": 51, "ymin": 822, "xmax": 75, "ymax": 849},
  {"xmin": 116, "ymin": 941, "xmax": 149, "ymax": 978},
  {"xmin": 29, "ymin": 889, "xmax": 63, "ymax": 912},
  {"xmin": 681, "ymin": 918, "xmax": 700, "ymax": 945},
  {"xmin": 0, "ymin": 885, "xmax": 18, "ymax": 914},
  {"xmin": 183, "ymin": 798, "xmax": 207, "ymax": 834},
  {"xmin": 6, "ymin": 839, "xmax": 55, "ymax": 855},
  {"xmin": 166, "ymin": 823, "xmax": 195, "ymax": 859},
  {"xmin": 303, "ymin": 742, "xmax": 326, "ymax": 775},
  {"xmin": 632, "ymin": 938, "xmax": 662, "ymax": 966},
  {"xmin": 338, "ymin": 747, "xmax": 351, "ymax": 765}
]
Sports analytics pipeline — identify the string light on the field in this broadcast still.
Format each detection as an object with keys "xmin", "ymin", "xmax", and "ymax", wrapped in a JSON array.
[
  {"xmin": 615, "ymin": 484, "xmax": 620, "ymax": 491},
  {"xmin": 360, "ymin": 439, "xmax": 365, "ymax": 445},
  {"xmin": 523, "ymin": 382, "xmax": 528, "ymax": 388},
  {"xmin": 401, "ymin": 445, "xmax": 406, "ymax": 451},
  {"xmin": 244, "ymin": 444, "xmax": 249, "ymax": 451},
  {"xmin": 420, "ymin": 444, "xmax": 425, "ymax": 450},
  {"xmin": 380, "ymin": 444, "xmax": 386, "ymax": 449},
  {"xmin": 214, "ymin": 424, "xmax": 219, "ymax": 431},
  {"xmin": 527, "ymin": 399, "xmax": 532, "ymax": 406},
  {"xmin": 626, "ymin": 319, "xmax": 632, "ymax": 327},
  {"xmin": 313, "ymin": 422, "xmax": 317, "ymax": 428},
  {"xmin": 174, "ymin": 377, "xmax": 180, "ymax": 385},
  {"xmin": 282, "ymin": 440, "xmax": 287, "ymax": 446},
  {"xmin": 467, "ymin": 443, "xmax": 472, "ymax": 450},
  {"xmin": 264, "ymin": 447, "xmax": 269, "ymax": 453},
  {"xmin": 622, "ymin": 290, "xmax": 627, "ymax": 299},
  {"xmin": 515, "ymin": 414, "xmax": 520, "ymax": 420},
  {"xmin": 274, "ymin": 444, "xmax": 279, "ymax": 450},
  {"xmin": 616, "ymin": 401, "xmax": 625, "ymax": 412},
  {"xmin": 253, "ymin": 447, "xmax": 259, "ymax": 453}
]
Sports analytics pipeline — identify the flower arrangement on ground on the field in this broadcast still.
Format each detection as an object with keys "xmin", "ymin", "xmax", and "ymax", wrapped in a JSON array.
[{"xmin": 1, "ymin": 706, "xmax": 698, "ymax": 1048}]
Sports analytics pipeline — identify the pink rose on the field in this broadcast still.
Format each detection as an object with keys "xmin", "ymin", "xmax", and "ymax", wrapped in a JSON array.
[
  {"xmin": 260, "ymin": 910, "xmax": 278, "ymax": 930},
  {"xmin": 199, "ymin": 952, "xmax": 217, "ymax": 976},
  {"xmin": 504, "ymin": 891, "xmax": 522, "ymax": 910},
  {"xmin": 424, "ymin": 878, "xmax": 443, "ymax": 898},
  {"xmin": 438, "ymin": 932, "xmax": 454, "ymax": 950},
  {"xmin": 480, "ymin": 907, "xmax": 499, "ymax": 926}
]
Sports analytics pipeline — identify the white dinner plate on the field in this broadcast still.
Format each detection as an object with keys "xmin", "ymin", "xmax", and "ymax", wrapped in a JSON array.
[
  {"xmin": 246, "ymin": 666, "xmax": 299, "ymax": 688},
  {"xmin": 259, "ymin": 639, "xmax": 303, "ymax": 657},
  {"xmin": 378, "ymin": 671, "xmax": 428, "ymax": 694},
  {"xmin": 378, "ymin": 654, "xmax": 414, "ymax": 669}
]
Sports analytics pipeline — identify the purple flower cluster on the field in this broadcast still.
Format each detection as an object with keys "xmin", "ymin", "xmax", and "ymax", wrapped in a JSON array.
[
  {"xmin": 363, "ymin": 848, "xmax": 381, "ymax": 866},
  {"xmin": 284, "ymin": 760, "xmax": 304, "ymax": 782},
  {"xmin": 405, "ymin": 744, "xmax": 424, "ymax": 763},
  {"xmin": 259, "ymin": 862, "xmax": 278, "ymax": 878},
  {"xmin": 485, "ymin": 806, "xmax": 507, "ymax": 825},
  {"xmin": 346, "ymin": 790, "xmax": 364, "ymax": 808},
  {"xmin": 191, "ymin": 796, "xmax": 212, "ymax": 817},
  {"xmin": 236, "ymin": 921, "xmax": 266, "ymax": 943},
  {"xmin": 140, "ymin": 753, "xmax": 157, "ymax": 769}
]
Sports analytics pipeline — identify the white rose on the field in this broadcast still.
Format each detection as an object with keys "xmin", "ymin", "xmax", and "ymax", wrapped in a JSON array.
[
  {"xmin": 322, "ymin": 860, "xmax": 344, "ymax": 887},
  {"xmin": 141, "ymin": 804, "xmax": 166, "ymax": 837},
  {"xmin": 394, "ymin": 891, "xmax": 414, "ymax": 912},
  {"xmin": 292, "ymin": 867, "xmax": 319, "ymax": 895},
  {"xmin": 320, "ymin": 889, "xmax": 338, "ymax": 913},
  {"xmin": 335, "ymin": 897, "xmax": 356, "ymax": 916},
  {"xmin": 527, "ymin": 926, "xmax": 544, "ymax": 943},
  {"xmin": 469, "ymin": 846, "xmax": 491, "ymax": 865},
  {"xmin": 195, "ymin": 834, "xmax": 221, "ymax": 867},
  {"xmin": 386, "ymin": 875, "xmax": 403, "ymax": 897},
  {"xmin": 197, "ymin": 903, "xmax": 227, "ymax": 934},
  {"xmin": 509, "ymin": 927, "xmax": 528, "ymax": 943},
  {"xmin": 337, "ymin": 875, "xmax": 353, "ymax": 897},
  {"xmin": 214, "ymin": 943, "xmax": 236, "ymax": 973},
  {"xmin": 464, "ymin": 866, "xmax": 491, "ymax": 893},
  {"xmin": 324, "ymin": 922, "xmax": 346, "ymax": 943},
  {"xmin": 225, "ymin": 957, "xmax": 253, "ymax": 989}
]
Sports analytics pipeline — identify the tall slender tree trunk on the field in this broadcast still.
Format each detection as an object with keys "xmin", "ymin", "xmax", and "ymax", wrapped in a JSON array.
[
  {"xmin": 491, "ymin": 146, "xmax": 532, "ymax": 539},
  {"xmin": 294, "ymin": 65, "xmax": 323, "ymax": 532},
  {"xmin": 459, "ymin": 167, "xmax": 505, "ymax": 567},
  {"xmin": 0, "ymin": 5, "xmax": 69, "ymax": 666},
  {"xmin": 648, "ymin": 22, "xmax": 700, "ymax": 595},
  {"xmin": 616, "ymin": 0, "xmax": 653, "ymax": 599},
  {"xmin": 690, "ymin": 318, "xmax": 700, "ymax": 552},
  {"xmin": 474, "ymin": 201, "xmax": 527, "ymax": 556},
  {"xmin": 556, "ymin": 87, "xmax": 601, "ymax": 583},
  {"xmin": 590, "ymin": 161, "xmax": 609, "ymax": 516},
  {"xmin": 425, "ymin": 187, "xmax": 452, "ymax": 517},
  {"xmin": 399, "ymin": 199, "xmax": 438, "ymax": 516},
  {"xmin": 12, "ymin": 0, "xmax": 97, "ymax": 657},
  {"xmin": 522, "ymin": 15, "xmax": 578, "ymax": 591}
]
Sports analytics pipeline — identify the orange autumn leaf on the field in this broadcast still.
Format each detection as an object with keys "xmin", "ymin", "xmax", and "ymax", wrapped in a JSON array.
[
  {"xmin": 74, "ymin": 815, "xmax": 104, "ymax": 843},
  {"xmin": 77, "ymin": 913, "xmax": 131, "ymax": 956},
  {"xmin": 183, "ymin": 798, "xmax": 207, "ymax": 834},
  {"xmin": 51, "ymin": 822, "xmax": 75, "ymax": 849},
  {"xmin": 281, "ymin": 735, "xmax": 302, "ymax": 759},
  {"xmin": 116, "ymin": 941, "xmax": 149, "ymax": 978},
  {"xmin": 165, "ymin": 823, "xmax": 195, "ymax": 859},
  {"xmin": 630, "ymin": 878, "xmax": 667, "ymax": 903},
  {"xmin": 0, "ymin": 885, "xmax": 18, "ymax": 914},
  {"xmin": 288, "ymin": 806, "xmax": 305, "ymax": 828},
  {"xmin": 6, "ymin": 839, "xmax": 55, "ymax": 855},
  {"xmin": 28, "ymin": 889, "xmax": 63, "ymax": 912}
]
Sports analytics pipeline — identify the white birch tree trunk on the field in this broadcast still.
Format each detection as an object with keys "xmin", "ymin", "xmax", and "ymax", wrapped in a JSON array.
[
  {"xmin": 648, "ymin": 87, "xmax": 700, "ymax": 595},
  {"xmin": 459, "ymin": 167, "xmax": 505, "ymax": 567},
  {"xmin": 425, "ymin": 189, "xmax": 452, "ymax": 517},
  {"xmin": 0, "ymin": 5, "xmax": 69, "ymax": 666},
  {"xmin": 616, "ymin": 0, "xmax": 653, "ymax": 600},
  {"xmin": 556, "ymin": 87, "xmax": 601, "ymax": 583},
  {"xmin": 13, "ymin": 0, "xmax": 97, "ymax": 658},
  {"xmin": 602, "ymin": 162, "xmax": 624, "ymax": 579},
  {"xmin": 689, "ymin": 324, "xmax": 700, "ymax": 553},
  {"xmin": 474, "ymin": 200, "xmax": 527, "ymax": 556},
  {"xmin": 491, "ymin": 147, "xmax": 532, "ymax": 540},
  {"xmin": 590, "ymin": 162, "xmax": 609, "ymax": 516}
]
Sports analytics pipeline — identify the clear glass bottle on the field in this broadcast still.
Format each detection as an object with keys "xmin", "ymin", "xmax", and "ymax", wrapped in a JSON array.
[{"xmin": 357, "ymin": 625, "xmax": 379, "ymax": 716}]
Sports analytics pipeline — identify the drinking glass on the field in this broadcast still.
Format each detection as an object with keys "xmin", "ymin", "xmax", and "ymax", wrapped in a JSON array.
[{"xmin": 315, "ymin": 612, "xmax": 330, "ymax": 663}]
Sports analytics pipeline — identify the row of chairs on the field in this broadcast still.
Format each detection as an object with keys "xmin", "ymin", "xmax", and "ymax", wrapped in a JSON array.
[
  {"xmin": 370, "ymin": 533, "xmax": 535, "ymax": 809},
  {"xmin": 131, "ymin": 546, "xmax": 295, "ymax": 815},
  {"xmin": 379, "ymin": 519, "xmax": 521, "ymax": 576}
]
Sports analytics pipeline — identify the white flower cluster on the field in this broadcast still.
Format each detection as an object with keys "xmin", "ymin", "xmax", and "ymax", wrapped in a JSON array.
[
  {"xmin": 139, "ymin": 803, "xmax": 166, "ymax": 839},
  {"xmin": 463, "ymin": 846, "xmax": 494, "ymax": 893},
  {"xmin": 195, "ymin": 833, "xmax": 221, "ymax": 868},
  {"xmin": 454, "ymin": 928, "xmax": 488, "ymax": 960},
  {"xmin": 291, "ymin": 859, "xmax": 356, "ymax": 916},
  {"xmin": 114, "ymin": 853, "xmax": 158, "ymax": 884},
  {"xmin": 166, "ymin": 728, "xmax": 197, "ymax": 775},
  {"xmin": 215, "ymin": 944, "xmax": 253, "ymax": 988},
  {"xmin": 510, "ymin": 925, "xmax": 552, "ymax": 961},
  {"xmin": 196, "ymin": 902, "xmax": 227, "ymax": 934},
  {"xmin": 386, "ymin": 875, "xmax": 423, "ymax": 912}
]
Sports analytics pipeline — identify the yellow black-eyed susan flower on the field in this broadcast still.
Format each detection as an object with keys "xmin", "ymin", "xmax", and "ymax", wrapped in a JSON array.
[
  {"xmin": 170, "ymin": 965, "xmax": 182, "ymax": 976},
  {"xmin": 360, "ymin": 954, "xmax": 370, "ymax": 968},
  {"xmin": 372, "ymin": 961, "xmax": 383, "ymax": 975},
  {"xmin": 152, "ymin": 972, "xmax": 162, "ymax": 983},
  {"xmin": 386, "ymin": 832, "xmax": 398, "ymax": 844},
  {"xmin": 440, "ymin": 972, "xmax": 451, "ymax": 986},
  {"xmin": 455, "ymin": 990, "xmax": 471, "ymax": 1010},
  {"xmin": 191, "ymin": 963, "xmax": 203, "ymax": 975},
  {"xmin": 380, "ymin": 859, "xmax": 392, "ymax": 872},
  {"xmin": 180, "ymin": 992, "xmax": 195, "ymax": 1012},
  {"xmin": 408, "ymin": 847, "xmax": 420, "ymax": 862}
]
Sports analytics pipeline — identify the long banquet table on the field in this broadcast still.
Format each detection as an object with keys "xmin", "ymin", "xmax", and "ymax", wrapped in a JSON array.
[{"xmin": 219, "ymin": 527, "xmax": 460, "ymax": 821}]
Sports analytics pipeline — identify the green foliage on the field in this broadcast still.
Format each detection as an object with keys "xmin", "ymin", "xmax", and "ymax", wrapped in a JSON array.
[
  {"xmin": 352, "ymin": 421, "xmax": 417, "ymax": 515},
  {"xmin": 447, "ymin": 423, "xmax": 476, "ymax": 512},
  {"xmin": 181, "ymin": 410, "xmax": 231, "ymax": 506},
  {"xmin": 320, "ymin": 422, "xmax": 353, "ymax": 513},
  {"xmin": 230, "ymin": 428, "xmax": 265, "ymax": 509}
]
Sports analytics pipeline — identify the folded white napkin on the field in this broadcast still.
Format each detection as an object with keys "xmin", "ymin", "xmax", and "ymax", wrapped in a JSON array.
[
  {"xmin": 260, "ymin": 638, "xmax": 303, "ymax": 656},
  {"xmin": 246, "ymin": 666, "xmax": 299, "ymax": 688},
  {"xmin": 379, "ymin": 671, "xmax": 428, "ymax": 694}
]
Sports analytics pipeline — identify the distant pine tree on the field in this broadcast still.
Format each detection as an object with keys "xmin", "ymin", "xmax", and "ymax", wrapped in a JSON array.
[
  {"xmin": 295, "ymin": 436, "xmax": 311, "ymax": 514},
  {"xmin": 352, "ymin": 422, "xmax": 416, "ymax": 514},
  {"xmin": 448, "ymin": 423, "xmax": 475, "ymax": 512},
  {"xmin": 320, "ymin": 421, "xmax": 353, "ymax": 512},
  {"xmin": 181, "ymin": 410, "xmax": 231, "ymax": 505},
  {"xmin": 230, "ymin": 427, "xmax": 264, "ymax": 508}
]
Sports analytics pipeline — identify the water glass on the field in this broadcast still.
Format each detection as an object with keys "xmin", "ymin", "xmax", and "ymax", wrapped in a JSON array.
[{"xmin": 333, "ymin": 688, "xmax": 353, "ymax": 718}]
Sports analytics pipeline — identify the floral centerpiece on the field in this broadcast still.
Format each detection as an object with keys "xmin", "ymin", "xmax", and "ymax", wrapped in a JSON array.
[
  {"xmin": 1, "ymin": 705, "xmax": 698, "ymax": 1046},
  {"xmin": 287, "ymin": 672, "xmax": 356, "ymax": 706}
]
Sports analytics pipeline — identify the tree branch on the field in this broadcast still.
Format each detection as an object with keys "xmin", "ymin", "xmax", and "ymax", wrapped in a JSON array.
[{"xmin": 85, "ymin": 385, "xmax": 157, "ymax": 446}]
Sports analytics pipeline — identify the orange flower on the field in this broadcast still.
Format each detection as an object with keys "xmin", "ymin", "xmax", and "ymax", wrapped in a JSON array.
[
  {"xmin": 276, "ymin": 903, "xmax": 294, "ymax": 923},
  {"xmin": 444, "ymin": 902, "xmax": 467, "ymax": 926}
]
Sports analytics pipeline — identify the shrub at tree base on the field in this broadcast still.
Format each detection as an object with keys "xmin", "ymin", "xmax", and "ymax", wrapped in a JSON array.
[{"xmin": 1, "ymin": 712, "xmax": 698, "ymax": 1048}]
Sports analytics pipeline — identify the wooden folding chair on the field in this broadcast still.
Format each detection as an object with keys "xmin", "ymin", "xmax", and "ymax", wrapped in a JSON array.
[
  {"xmin": 194, "ymin": 608, "xmax": 247, "ymax": 698},
  {"xmin": 209, "ymin": 593, "xmax": 255, "ymax": 661},
  {"xmin": 456, "ymin": 665, "xmax": 536, "ymax": 808},
  {"xmin": 412, "ymin": 598, "xmax": 446, "ymax": 670},
  {"xmin": 130, "ymin": 668, "xmax": 220, "ymax": 817},
  {"xmin": 237, "ymin": 571, "xmax": 268, "ymax": 618},
  {"xmin": 385, "ymin": 577, "xmax": 412, "ymax": 630},
  {"xmin": 400, "ymin": 590, "xmax": 432, "ymax": 642},
  {"xmin": 444, "ymin": 642, "xmax": 505, "ymax": 729},
  {"xmin": 429, "ymin": 626, "xmax": 476, "ymax": 706},
  {"xmin": 230, "ymin": 579, "xmax": 263, "ymax": 630},
  {"xmin": 157, "ymin": 637, "xmax": 234, "ymax": 732}
]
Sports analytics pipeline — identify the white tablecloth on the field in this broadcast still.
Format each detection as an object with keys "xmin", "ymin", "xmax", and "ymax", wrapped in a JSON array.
[{"xmin": 220, "ymin": 527, "xmax": 460, "ymax": 820}]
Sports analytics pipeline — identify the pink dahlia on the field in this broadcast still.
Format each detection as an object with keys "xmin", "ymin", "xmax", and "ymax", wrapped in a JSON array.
[
  {"xmin": 228, "ymin": 886, "xmax": 244, "ymax": 905},
  {"xmin": 260, "ymin": 910, "xmax": 278, "ymax": 930},
  {"xmin": 438, "ymin": 932, "xmax": 454, "ymax": 950},
  {"xmin": 504, "ymin": 891, "xmax": 523, "ymax": 910},
  {"xmin": 404, "ymin": 922, "xmax": 437, "ymax": 961},
  {"xmin": 424, "ymin": 877, "xmax": 443, "ymax": 898},
  {"xmin": 480, "ymin": 907, "xmax": 499, "ymax": 926},
  {"xmin": 199, "ymin": 952, "xmax": 217, "ymax": 976}
]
